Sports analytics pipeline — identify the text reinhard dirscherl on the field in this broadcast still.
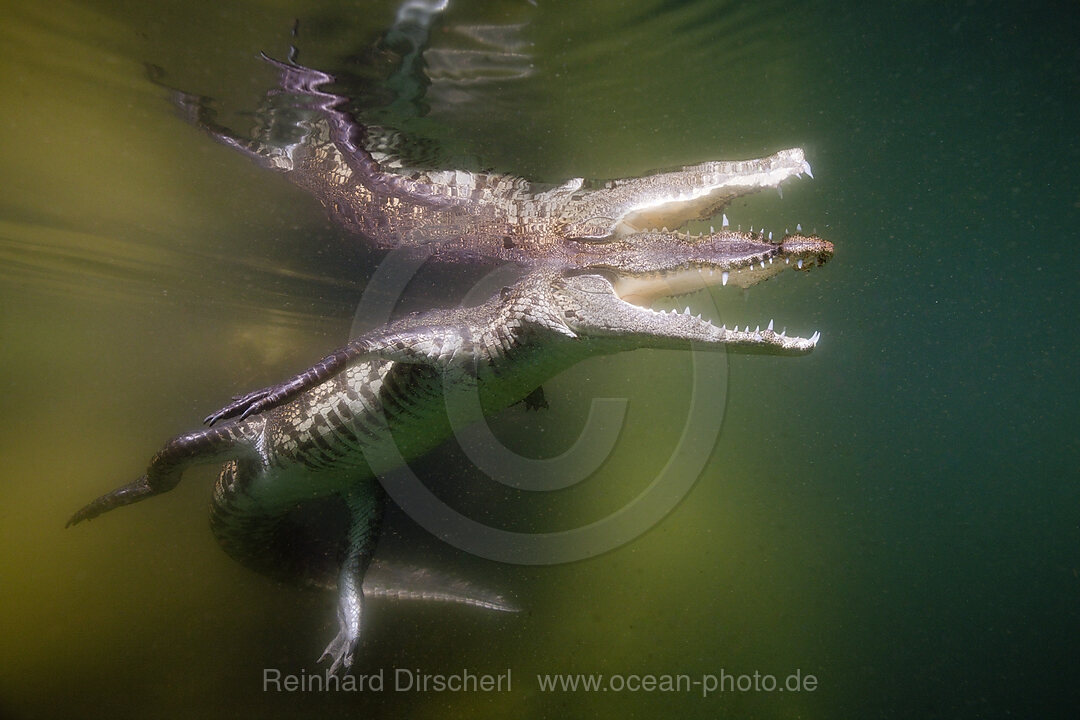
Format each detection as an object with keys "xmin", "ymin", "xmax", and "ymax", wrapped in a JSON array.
[
  {"xmin": 263, "ymin": 667, "xmax": 512, "ymax": 693},
  {"xmin": 262, "ymin": 667, "xmax": 819, "ymax": 697}
]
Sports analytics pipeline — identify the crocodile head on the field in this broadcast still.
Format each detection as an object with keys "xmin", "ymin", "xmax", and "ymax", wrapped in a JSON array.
[
  {"xmin": 559, "ymin": 148, "xmax": 815, "ymax": 241},
  {"xmin": 567, "ymin": 228, "xmax": 833, "ymax": 305},
  {"xmin": 510, "ymin": 240, "xmax": 831, "ymax": 355},
  {"xmin": 551, "ymin": 145, "xmax": 832, "ymax": 322},
  {"xmin": 554, "ymin": 224, "xmax": 833, "ymax": 353}
]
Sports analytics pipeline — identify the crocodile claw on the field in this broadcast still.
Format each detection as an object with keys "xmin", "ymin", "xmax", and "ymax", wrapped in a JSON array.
[
  {"xmin": 318, "ymin": 608, "xmax": 360, "ymax": 676},
  {"xmin": 204, "ymin": 387, "xmax": 279, "ymax": 425},
  {"xmin": 204, "ymin": 346, "xmax": 361, "ymax": 426}
]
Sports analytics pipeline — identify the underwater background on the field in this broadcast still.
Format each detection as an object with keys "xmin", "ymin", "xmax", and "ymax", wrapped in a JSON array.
[{"xmin": 1, "ymin": 0, "xmax": 1077, "ymax": 717}]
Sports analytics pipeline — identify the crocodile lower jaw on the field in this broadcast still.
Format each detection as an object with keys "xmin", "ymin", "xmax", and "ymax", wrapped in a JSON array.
[{"xmin": 644, "ymin": 304, "xmax": 822, "ymax": 353}]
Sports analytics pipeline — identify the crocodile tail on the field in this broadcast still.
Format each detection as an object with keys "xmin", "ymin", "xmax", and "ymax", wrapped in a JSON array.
[
  {"xmin": 66, "ymin": 425, "xmax": 242, "ymax": 527},
  {"xmin": 363, "ymin": 560, "xmax": 520, "ymax": 613}
]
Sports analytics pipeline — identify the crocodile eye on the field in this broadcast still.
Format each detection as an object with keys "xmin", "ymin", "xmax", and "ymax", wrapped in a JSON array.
[{"xmin": 500, "ymin": 287, "xmax": 513, "ymax": 301}]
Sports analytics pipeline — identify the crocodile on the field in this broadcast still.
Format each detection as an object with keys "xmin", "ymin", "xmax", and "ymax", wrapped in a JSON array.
[
  {"xmin": 71, "ymin": 8, "xmax": 835, "ymax": 673},
  {"xmin": 68, "ymin": 233, "xmax": 832, "ymax": 674},
  {"xmin": 172, "ymin": 54, "xmax": 818, "ymax": 269}
]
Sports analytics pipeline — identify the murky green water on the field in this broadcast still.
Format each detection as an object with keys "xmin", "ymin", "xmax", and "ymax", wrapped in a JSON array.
[{"xmin": 2, "ymin": 0, "xmax": 1078, "ymax": 717}]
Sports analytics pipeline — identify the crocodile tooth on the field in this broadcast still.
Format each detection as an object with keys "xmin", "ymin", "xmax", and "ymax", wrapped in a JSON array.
[
  {"xmin": 797, "ymin": 223, "xmax": 802, "ymax": 231},
  {"xmin": 720, "ymin": 324, "xmax": 726, "ymax": 332},
  {"xmin": 684, "ymin": 306, "xmax": 691, "ymax": 315},
  {"xmin": 777, "ymin": 185, "xmax": 783, "ymax": 199},
  {"xmin": 767, "ymin": 319, "xmax": 774, "ymax": 331},
  {"xmin": 781, "ymin": 328, "xmax": 786, "ymax": 336},
  {"xmin": 755, "ymin": 325, "xmax": 760, "ymax": 334},
  {"xmin": 802, "ymin": 160, "xmax": 814, "ymax": 179},
  {"xmin": 760, "ymin": 260, "xmax": 765, "ymax": 269},
  {"xmin": 785, "ymin": 257, "xmax": 790, "ymax": 264},
  {"xmin": 797, "ymin": 259, "xmax": 804, "ymax": 269},
  {"xmin": 768, "ymin": 231, "xmax": 773, "ymax": 240},
  {"xmin": 721, "ymin": 271, "xmax": 729, "ymax": 286},
  {"xmin": 722, "ymin": 213, "xmax": 729, "ymax": 227}
]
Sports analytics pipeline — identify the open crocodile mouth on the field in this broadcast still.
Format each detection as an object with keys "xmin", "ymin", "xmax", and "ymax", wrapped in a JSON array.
[
  {"xmin": 609, "ymin": 228, "xmax": 832, "ymax": 300},
  {"xmin": 560, "ymin": 148, "xmax": 829, "ymax": 352},
  {"xmin": 592, "ymin": 228, "xmax": 834, "ymax": 354}
]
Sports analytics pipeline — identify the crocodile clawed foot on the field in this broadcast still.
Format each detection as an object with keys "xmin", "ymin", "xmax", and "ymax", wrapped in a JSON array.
[
  {"xmin": 204, "ymin": 354, "xmax": 353, "ymax": 425},
  {"xmin": 318, "ymin": 609, "xmax": 360, "ymax": 676},
  {"xmin": 204, "ymin": 387, "xmax": 276, "ymax": 425}
]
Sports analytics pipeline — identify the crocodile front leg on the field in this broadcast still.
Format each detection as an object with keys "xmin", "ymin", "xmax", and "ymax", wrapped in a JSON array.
[
  {"xmin": 204, "ymin": 341, "xmax": 365, "ymax": 425},
  {"xmin": 320, "ymin": 480, "xmax": 386, "ymax": 675},
  {"xmin": 203, "ymin": 325, "xmax": 446, "ymax": 426}
]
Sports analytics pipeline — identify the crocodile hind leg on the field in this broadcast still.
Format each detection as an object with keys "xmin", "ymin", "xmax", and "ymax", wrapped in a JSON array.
[
  {"xmin": 320, "ymin": 479, "xmax": 386, "ymax": 674},
  {"xmin": 67, "ymin": 425, "xmax": 244, "ymax": 527}
]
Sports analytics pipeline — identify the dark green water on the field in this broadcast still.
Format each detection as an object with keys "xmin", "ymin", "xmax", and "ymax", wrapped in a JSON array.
[{"xmin": 2, "ymin": 0, "xmax": 1078, "ymax": 718}]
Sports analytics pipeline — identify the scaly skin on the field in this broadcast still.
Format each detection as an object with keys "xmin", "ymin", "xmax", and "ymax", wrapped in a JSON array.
[
  {"xmin": 172, "ymin": 55, "xmax": 819, "ymax": 268},
  {"xmin": 75, "ymin": 14, "xmax": 836, "ymax": 672},
  {"xmin": 68, "ymin": 243, "xmax": 831, "ymax": 673}
]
